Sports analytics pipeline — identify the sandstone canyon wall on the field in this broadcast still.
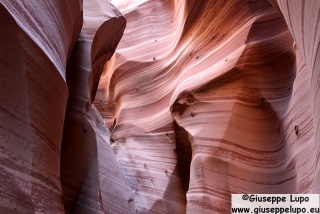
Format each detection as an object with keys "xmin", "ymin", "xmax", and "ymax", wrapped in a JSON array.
[
  {"xmin": 0, "ymin": 1, "xmax": 83, "ymax": 213},
  {"xmin": 0, "ymin": 0, "xmax": 319, "ymax": 213}
]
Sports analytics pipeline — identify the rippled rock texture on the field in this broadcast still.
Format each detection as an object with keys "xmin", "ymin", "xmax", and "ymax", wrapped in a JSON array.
[{"xmin": 0, "ymin": 0, "xmax": 319, "ymax": 213}]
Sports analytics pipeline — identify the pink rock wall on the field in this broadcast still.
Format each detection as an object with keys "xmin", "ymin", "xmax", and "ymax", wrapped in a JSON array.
[
  {"xmin": 94, "ymin": 0, "xmax": 320, "ymax": 213},
  {"xmin": 0, "ymin": 1, "xmax": 82, "ymax": 212},
  {"xmin": 0, "ymin": 0, "xmax": 319, "ymax": 213},
  {"xmin": 271, "ymin": 0, "xmax": 320, "ymax": 198},
  {"xmin": 0, "ymin": 0, "xmax": 129, "ymax": 213},
  {"xmin": 60, "ymin": 1, "xmax": 132, "ymax": 213}
]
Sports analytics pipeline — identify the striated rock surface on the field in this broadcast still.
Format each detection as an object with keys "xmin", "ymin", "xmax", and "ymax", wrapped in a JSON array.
[
  {"xmin": 0, "ymin": 0, "xmax": 128, "ymax": 213},
  {"xmin": 270, "ymin": 0, "xmax": 320, "ymax": 194},
  {"xmin": 0, "ymin": 0, "xmax": 319, "ymax": 213},
  {"xmin": 0, "ymin": 1, "xmax": 83, "ymax": 213},
  {"xmin": 94, "ymin": 0, "xmax": 320, "ymax": 213}
]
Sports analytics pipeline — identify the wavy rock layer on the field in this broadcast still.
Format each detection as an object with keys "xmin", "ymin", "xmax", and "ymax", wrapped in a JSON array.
[
  {"xmin": 0, "ymin": 0, "xmax": 319, "ymax": 213},
  {"xmin": 95, "ymin": 0, "xmax": 320, "ymax": 213}
]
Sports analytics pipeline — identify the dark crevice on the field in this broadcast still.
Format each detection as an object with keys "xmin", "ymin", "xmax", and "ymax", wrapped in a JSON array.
[{"xmin": 172, "ymin": 120, "xmax": 192, "ymax": 194}]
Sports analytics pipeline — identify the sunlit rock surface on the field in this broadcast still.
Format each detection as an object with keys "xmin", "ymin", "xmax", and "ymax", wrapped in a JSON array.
[
  {"xmin": 0, "ymin": 0, "xmax": 319, "ymax": 213},
  {"xmin": 95, "ymin": 0, "xmax": 320, "ymax": 213}
]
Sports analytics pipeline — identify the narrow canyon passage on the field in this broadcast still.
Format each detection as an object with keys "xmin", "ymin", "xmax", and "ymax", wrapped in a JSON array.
[{"xmin": 0, "ymin": 0, "xmax": 319, "ymax": 213}]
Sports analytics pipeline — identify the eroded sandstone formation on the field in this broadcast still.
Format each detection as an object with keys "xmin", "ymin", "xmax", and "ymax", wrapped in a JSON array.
[
  {"xmin": 0, "ymin": 1, "xmax": 83, "ymax": 212},
  {"xmin": 0, "ymin": 0, "xmax": 319, "ymax": 213}
]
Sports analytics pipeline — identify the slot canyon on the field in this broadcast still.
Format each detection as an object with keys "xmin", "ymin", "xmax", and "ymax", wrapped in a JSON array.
[{"xmin": 0, "ymin": 0, "xmax": 319, "ymax": 213}]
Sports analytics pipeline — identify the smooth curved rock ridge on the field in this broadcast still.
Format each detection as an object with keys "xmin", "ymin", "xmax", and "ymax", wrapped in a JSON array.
[
  {"xmin": 0, "ymin": 1, "xmax": 82, "ymax": 213},
  {"xmin": 94, "ymin": 0, "xmax": 320, "ymax": 213},
  {"xmin": 60, "ymin": 0, "xmax": 132, "ymax": 213},
  {"xmin": 0, "ymin": 0, "xmax": 83, "ymax": 79}
]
